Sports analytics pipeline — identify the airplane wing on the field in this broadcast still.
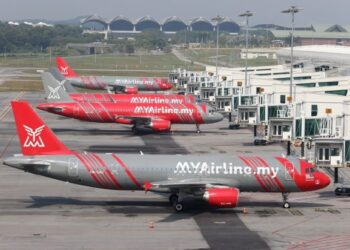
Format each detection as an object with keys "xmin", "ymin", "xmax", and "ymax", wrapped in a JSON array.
[
  {"xmin": 115, "ymin": 115, "xmax": 171, "ymax": 131},
  {"xmin": 105, "ymin": 84, "xmax": 137, "ymax": 93},
  {"xmin": 148, "ymin": 178, "xmax": 237, "ymax": 189},
  {"xmin": 115, "ymin": 115, "xmax": 151, "ymax": 125}
]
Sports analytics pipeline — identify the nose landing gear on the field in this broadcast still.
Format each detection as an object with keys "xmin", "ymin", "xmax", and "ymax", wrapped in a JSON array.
[{"xmin": 282, "ymin": 193, "xmax": 290, "ymax": 209}]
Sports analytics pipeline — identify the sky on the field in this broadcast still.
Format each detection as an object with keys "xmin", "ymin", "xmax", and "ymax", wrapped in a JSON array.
[{"xmin": 1, "ymin": 0, "xmax": 349, "ymax": 26}]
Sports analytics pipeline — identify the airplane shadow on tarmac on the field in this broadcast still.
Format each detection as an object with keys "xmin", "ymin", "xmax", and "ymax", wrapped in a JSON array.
[
  {"xmin": 25, "ymin": 195, "xmax": 331, "ymax": 222},
  {"xmin": 25, "ymin": 196, "xmax": 240, "ymax": 221},
  {"xmin": 52, "ymin": 128, "xmax": 137, "ymax": 136},
  {"xmin": 52, "ymin": 127, "xmax": 226, "ymax": 136}
]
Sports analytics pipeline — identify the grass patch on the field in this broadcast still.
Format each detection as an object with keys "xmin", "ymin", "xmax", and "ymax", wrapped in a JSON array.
[
  {"xmin": 0, "ymin": 80, "xmax": 42, "ymax": 92},
  {"xmin": 182, "ymin": 48, "xmax": 277, "ymax": 67},
  {"xmin": 0, "ymin": 53, "xmax": 204, "ymax": 72}
]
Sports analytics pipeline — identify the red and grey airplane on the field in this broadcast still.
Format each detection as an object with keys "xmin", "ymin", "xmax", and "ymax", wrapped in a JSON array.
[
  {"xmin": 4, "ymin": 101, "xmax": 331, "ymax": 211},
  {"xmin": 56, "ymin": 57, "xmax": 173, "ymax": 93},
  {"xmin": 39, "ymin": 73, "xmax": 222, "ymax": 133},
  {"xmin": 44, "ymin": 71, "xmax": 195, "ymax": 104}
]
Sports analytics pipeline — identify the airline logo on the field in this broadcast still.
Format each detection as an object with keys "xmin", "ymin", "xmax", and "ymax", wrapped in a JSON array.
[
  {"xmin": 23, "ymin": 125, "xmax": 45, "ymax": 148},
  {"xmin": 174, "ymin": 161, "xmax": 279, "ymax": 178},
  {"xmin": 130, "ymin": 97, "xmax": 183, "ymax": 104},
  {"xmin": 115, "ymin": 79, "xmax": 153, "ymax": 85},
  {"xmin": 48, "ymin": 80, "xmax": 66, "ymax": 99},
  {"xmin": 60, "ymin": 66, "xmax": 69, "ymax": 76},
  {"xmin": 134, "ymin": 106, "xmax": 194, "ymax": 115}
]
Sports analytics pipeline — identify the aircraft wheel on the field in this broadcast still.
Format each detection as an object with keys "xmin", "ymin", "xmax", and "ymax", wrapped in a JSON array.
[
  {"xmin": 169, "ymin": 194, "xmax": 178, "ymax": 205},
  {"xmin": 132, "ymin": 125, "xmax": 138, "ymax": 134},
  {"xmin": 283, "ymin": 202, "xmax": 291, "ymax": 209},
  {"xmin": 174, "ymin": 202, "xmax": 184, "ymax": 212}
]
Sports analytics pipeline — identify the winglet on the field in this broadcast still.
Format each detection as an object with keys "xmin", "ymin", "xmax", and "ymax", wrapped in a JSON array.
[
  {"xmin": 11, "ymin": 101, "xmax": 72, "ymax": 155},
  {"xmin": 56, "ymin": 57, "xmax": 78, "ymax": 77}
]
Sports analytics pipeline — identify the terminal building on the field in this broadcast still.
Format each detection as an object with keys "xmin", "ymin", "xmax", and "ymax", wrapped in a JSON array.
[
  {"xmin": 81, "ymin": 15, "xmax": 240, "ymax": 39},
  {"xmin": 169, "ymin": 45, "xmax": 350, "ymax": 171}
]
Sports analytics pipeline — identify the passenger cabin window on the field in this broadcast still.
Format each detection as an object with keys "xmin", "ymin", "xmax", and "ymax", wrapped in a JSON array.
[
  {"xmin": 306, "ymin": 168, "xmax": 316, "ymax": 173},
  {"xmin": 311, "ymin": 105, "xmax": 318, "ymax": 117}
]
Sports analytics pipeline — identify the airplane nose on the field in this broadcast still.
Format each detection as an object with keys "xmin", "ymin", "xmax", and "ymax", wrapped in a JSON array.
[
  {"xmin": 37, "ymin": 103, "xmax": 49, "ymax": 111},
  {"xmin": 164, "ymin": 83, "xmax": 173, "ymax": 90},
  {"xmin": 37, "ymin": 103, "xmax": 65, "ymax": 114},
  {"xmin": 216, "ymin": 112, "xmax": 224, "ymax": 122},
  {"xmin": 318, "ymin": 172, "xmax": 331, "ymax": 188}
]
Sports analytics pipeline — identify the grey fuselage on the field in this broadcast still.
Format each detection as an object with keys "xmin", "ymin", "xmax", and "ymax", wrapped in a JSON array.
[
  {"xmin": 4, "ymin": 152, "xmax": 327, "ymax": 194},
  {"xmin": 67, "ymin": 76, "xmax": 170, "ymax": 91}
]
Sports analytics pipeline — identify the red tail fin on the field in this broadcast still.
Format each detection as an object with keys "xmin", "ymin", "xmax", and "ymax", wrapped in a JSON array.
[
  {"xmin": 11, "ymin": 101, "xmax": 72, "ymax": 155},
  {"xmin": 56, "ymin": 57, "xmax": 78, "ymax": 77}
]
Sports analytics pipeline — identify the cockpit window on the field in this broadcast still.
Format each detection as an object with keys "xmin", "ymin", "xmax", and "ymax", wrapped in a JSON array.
[{"xmin": 306, "ymin": 168, "xmax": 316, "ymax": 173}]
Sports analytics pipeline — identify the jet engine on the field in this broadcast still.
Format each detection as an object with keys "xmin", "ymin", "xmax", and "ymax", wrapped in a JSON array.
[
  {"xmin": 123, "ymin": 87, "xmax": 138, "ymax": 94},
  {"xmin": 203, "ymin": 187, "xmax": 239, "ymax": 208},
  {"xmin": 146, "ymin": 119, "xmax": 171, "ymax": 132},
  {"xmin": 115, "ymin": 117, "xmax": 133, "ymax": 125}
]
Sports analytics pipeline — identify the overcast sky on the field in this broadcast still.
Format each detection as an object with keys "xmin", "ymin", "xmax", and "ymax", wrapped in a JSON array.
[{"xmin": 1, "ymin": 0, "xmax": 349, "ymax": 26}]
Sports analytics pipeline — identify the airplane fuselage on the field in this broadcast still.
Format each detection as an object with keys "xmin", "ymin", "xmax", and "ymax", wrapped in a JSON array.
[
  {"xmin": 69, "ymin": 93, "xmax": 195, "ymax": 104},
  {"xmin": 4, "ymin": 153, "xmax": 329, "ymax": 193},
  {"xmin": 37, "ymin": 102, "xmax": 223, "ymax": 125},
  {"xmin": 67, "ymin": 76, "xmax": 172, "ymax": 91}
]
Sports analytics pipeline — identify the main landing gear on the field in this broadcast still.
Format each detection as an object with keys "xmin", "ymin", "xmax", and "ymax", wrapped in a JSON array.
[
  {"xmin": 131, "ymin": 125, "xmax": 137, "ymax": 134},
  {"xmin": 282, "ymin": 192, "xmax": 290, "ymax": 209},
  {"xmin": 169, "ymin": 193, "xmax": 184, "ymax": 212},
  {"xmin": 196, "ymin": 124, "xmax": 201, "ymax": 134}
]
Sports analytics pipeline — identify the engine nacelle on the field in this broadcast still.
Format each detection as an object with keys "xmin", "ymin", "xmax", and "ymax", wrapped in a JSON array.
[
  {"xmin": 203, "ymin": 188, "xmax": 239, "ymax": 208},
  {"xmin": 123, "ymin": 87, "xmax": 138, "ymax": 94},
  {"xmin": 115, "ymin": 117, "xmax": 133, "ymax": 125},
  {"xmin": 146, "ymin": 119, "xmax": 171, "ymax": 132}
]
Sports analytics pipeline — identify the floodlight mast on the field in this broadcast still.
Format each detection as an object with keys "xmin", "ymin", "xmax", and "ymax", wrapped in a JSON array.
[
  {"xmin": 239, "ymin": 11, "xmax": 253, "ymax": 89},
  {"xmin": 212, "ymin": 15, "xmax": 224, "ymax": 77},
  {"xmin": 282, "ymin": 6, "xmax": 301, "ymax": 103}
]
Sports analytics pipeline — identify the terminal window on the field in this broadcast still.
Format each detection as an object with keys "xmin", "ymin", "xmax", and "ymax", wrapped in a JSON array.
[{"xmin": 311, "ymin": 105, "xmax": 318, "ymax": 117}]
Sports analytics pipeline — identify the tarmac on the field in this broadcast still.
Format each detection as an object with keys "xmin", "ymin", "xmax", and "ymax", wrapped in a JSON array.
[{"xmin": 1, "ymin": 91, "xmax": 350, "ymax": 250}]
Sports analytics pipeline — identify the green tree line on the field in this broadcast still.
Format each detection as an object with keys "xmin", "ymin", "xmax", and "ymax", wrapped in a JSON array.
[{"xmin": 0, "ymin": 22, "xmax": 102, "ymax": 53}]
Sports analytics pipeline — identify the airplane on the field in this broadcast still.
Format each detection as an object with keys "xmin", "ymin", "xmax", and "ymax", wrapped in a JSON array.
[
  {"xmin": 56, "ymin": 57, "xmax": 173, "ymax": 93},
  {"xmin": 38, "ymin": 73, "xmax": 223, "ymax": 133},
  {"xmin": 4, "ymin": 100, "xmax": 331, "ymax": 212},
  {"xmin": 44, "ymin": 70, "xmax": 195, "ymax": 104}
]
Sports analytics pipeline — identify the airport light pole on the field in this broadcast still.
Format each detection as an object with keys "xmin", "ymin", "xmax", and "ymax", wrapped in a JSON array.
[
  {"xmin": 239, "ymin": 11, "xmax": 253, "ymax": 89},
  {"xmin": 282, "ymin": 6, "xmax": 300, "ymax": 103},
  {"xmin": 212, "ymin": 15, "xmax": 224, "ymax": 77}
]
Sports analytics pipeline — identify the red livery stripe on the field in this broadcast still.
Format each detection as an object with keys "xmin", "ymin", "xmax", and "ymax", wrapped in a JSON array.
[
  {"xmin": 111, "ymin": 154, "xmax": 142, "ymax": 189},
  {"xmin": 81, "ymin": 153, "xmax": 111, "ymax": 188},
  {"xmin": 239, "ymin": 156, "xmax": 268, "ymax": 192},
  {"xmin": 256, "ymin": 157, "xmax": 285, "ymax": 192},
  {"xmin": 92, "ymin": 153, "xmax": 123, "ymax": 189},
  {"xmin": 83, "ymin": 153, "xmax": 112, "ymax": 188},
  {"xmin": 74, "ymin": 153, "xmax": 104, "ymax": 187}
]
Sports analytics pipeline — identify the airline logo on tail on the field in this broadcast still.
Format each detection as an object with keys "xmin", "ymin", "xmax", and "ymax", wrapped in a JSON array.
[
  {"xmin": 23, "ymin": 125, "xmax": 45, "ymax": 147},
  {"xmin": 60, "ymin": 66, "xmax": 69, "ymax": 76},
  {"xmin": 48, "ymin": 80, "xmax": 65, "ymax": 99}
]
